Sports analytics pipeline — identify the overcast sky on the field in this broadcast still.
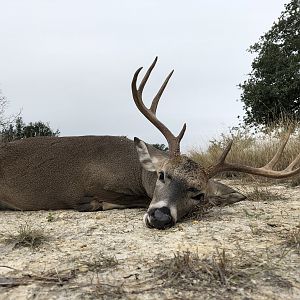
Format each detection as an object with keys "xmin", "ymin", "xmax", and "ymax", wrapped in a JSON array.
[{"xmin": 0, "ymin": 0, "xmax": 288, "ymax": 151}]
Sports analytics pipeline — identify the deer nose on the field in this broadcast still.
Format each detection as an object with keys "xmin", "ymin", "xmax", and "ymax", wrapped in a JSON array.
[{"xmin": 147, "ymin": 206, "xmax": 174, "ymax": 229}]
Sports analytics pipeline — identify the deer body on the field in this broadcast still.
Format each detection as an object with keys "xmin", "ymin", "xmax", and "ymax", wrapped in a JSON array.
[
  {"xmin": 0, "ymin": 136, "xmax": 155, "ymax": 210},
  {"xmin": 0, "ymin": 135, "xmax": 242, "ymax": 212}
]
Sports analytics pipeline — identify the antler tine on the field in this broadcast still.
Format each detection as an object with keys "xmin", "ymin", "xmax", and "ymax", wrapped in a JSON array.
[
  {"xmin": 284, "ymin": 152, "xmax": 300, "ymax": 172},
  {"xmin": 177, "ymin": 123, "xmax": 187, "ymax": 142},
  {"xmin": 131, "ymin": 58, "xmax": 186, "ymax": 157},
  {"xmin": 150, "ymin": 70, "xmax": 174, "ymax": 114},
  {"xmin": 206, "ymin": 140, "xmax": 233, "ymax": 176},
  {"xmin": 138, "ymin": 56, "xmax": 158, "ymax": 94},
  {"xmin": 263, "ymin": 129, "xmax": 291, "ymax": 170},
  {"xmin": 207, "ymin": 131, "xmax": 300, "ymax": 179},
  {"xmin": 217, "ymin": 140, "xmax": 233, "ymax": 165}
]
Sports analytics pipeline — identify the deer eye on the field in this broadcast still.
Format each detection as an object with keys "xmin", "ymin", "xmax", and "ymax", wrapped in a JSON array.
[
  {"xmin": 188, "ymin": 187, "xmax": 205, "ymax": 202},
  {"xmin": 158, "ymin": 171, "xmax": 165, "ymax": 182},
  {"xmin": 191, "ymin": 193, "xmax": 204, "ymax": 201},
  {"xmin": 187, "ymin": 187, "xmax": 200, "ymax": 194}
]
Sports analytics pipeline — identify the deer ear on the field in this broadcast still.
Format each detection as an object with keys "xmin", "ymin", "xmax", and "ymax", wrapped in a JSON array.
[
  {"xmin": 206, "ymin": 180, "xmax": 246, "ymax": 206},
  {"xmin": 134, "ymin": 137, "xmax": 166, "ymax": 172}
]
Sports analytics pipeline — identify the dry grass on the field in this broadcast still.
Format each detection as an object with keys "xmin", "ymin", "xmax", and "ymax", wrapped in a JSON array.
[
  {"xmin": 149, "ymin": 245, "xmax": 294, "ymax": 297},
  {"xmin": 150, "ymin": 248, "xmax": 253, "ymax": 293},
  {"xmin": 290, "ymin": 176, "xmax": 300, "ymax": 187},
  {"xmin": 76, "ymin": 253, "xmax": 123, "ymax": 299},
  {"xmin": 1, "ymin": 244, "xmax": 296, "ymax": 299},
  {"xmin": 246, "ymin": 186, "xmax": 287, "ymax": 202},
  {"xmin": 189, "ymin": 126, "xmax": 300, "ymax": 182},
  {"xmin": 6, "ymin": 223, "xmax": 47, "ymax": 248},
  {"xmin": 91, "ymin": 282, "xmax": 126, "ymax": 299},
  {"xmin": 150, "ymin": 249, "xmax": 237, "ymax": 289},
  {"xmin": 78, "ymin": 252, "xmax": 118, "ymax": 273},
  {"xmin": 284, "ymin": 226, "xmax": 300, "ymax": 252},
  {"xmin": 0, "ymin": 268, "xmax": 76, "ymax": 288}
]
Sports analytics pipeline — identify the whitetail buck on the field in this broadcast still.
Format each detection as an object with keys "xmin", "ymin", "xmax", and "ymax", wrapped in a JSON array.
[{"xmin": 1, "ymin": 58, "xmax": 300, "ymax": 229}]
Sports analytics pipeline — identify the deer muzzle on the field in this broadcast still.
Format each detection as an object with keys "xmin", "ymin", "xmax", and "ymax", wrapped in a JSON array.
[{"xmin": 144, "ymin": 206, "xmax": 175, "ymax": 229}]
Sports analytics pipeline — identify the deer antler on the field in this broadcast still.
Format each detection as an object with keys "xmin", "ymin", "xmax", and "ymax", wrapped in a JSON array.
[
  {"xmin": 207, "ymin": 129, "xmax": 300, "ymax": 179},
  {"xmin": 131, "ymin": 57, "xmax": 186, "ymax": 158}
]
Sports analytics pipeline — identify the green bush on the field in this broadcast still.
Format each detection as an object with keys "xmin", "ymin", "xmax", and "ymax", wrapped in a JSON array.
[{"xmin": 1, "ymin": 117, "xmax": 59, "ymax": 142}]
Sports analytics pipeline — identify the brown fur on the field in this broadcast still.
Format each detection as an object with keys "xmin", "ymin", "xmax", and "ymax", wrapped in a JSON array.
[
  {"xmin": 167, "ymin": 156, "xmax": 208, "ymax": 189},
  {"xmin": 0, "ymin": 136, "xmax": 244, "ymax": 214},
  {"xmin": 0, "ymin": 136, "xmax": 156, "ymax": 210}
]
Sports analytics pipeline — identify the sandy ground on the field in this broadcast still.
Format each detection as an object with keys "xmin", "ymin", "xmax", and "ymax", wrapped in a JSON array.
[{"xmin": 0, "ymin": 180, "xmax": 299, "ymax": 300}]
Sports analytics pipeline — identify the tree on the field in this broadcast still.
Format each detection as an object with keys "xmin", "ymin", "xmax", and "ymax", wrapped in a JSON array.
[
  {"xmin": 0, "ymin": 90, "xmax": 6, "ymax": 124},
  {"xmin": 0, "ymin": 90, "xmax": 13, "ymax": 127},
  {"xmin": 1, "ymin": 117, "xmax": 60, "ymax": 142},
  {"xmin": 239, "ymin": 0, "xmax": 300, "ymax": 127}
]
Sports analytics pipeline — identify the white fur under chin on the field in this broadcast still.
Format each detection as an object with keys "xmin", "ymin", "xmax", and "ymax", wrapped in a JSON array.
[
  {"xmin": 169, "ymin": 206, "xmax": 177, "ymax": 223},
  {"xmin": 143, "ymin": 213, "xmax": 151, "ymax": 228}
]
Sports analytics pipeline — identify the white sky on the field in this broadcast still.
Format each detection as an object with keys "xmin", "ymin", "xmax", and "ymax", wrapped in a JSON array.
[{"xmin": 0, "ymin": 0, "xmax": 288, "ymax": 151}]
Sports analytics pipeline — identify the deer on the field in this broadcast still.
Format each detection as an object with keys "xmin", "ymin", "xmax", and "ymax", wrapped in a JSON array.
[{"xmin": 0, "ymin": 57, "xmax": 300, "ymax": 229}]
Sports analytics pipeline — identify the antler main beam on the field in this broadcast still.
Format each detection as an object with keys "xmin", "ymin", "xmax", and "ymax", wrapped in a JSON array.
[
  {"xmin": 207, "ymin": 130, "xmax": 300, "ymax": 179},
  {"xmin": 131, "ymin": 57, "xmax": 186, "ymax": 157}
]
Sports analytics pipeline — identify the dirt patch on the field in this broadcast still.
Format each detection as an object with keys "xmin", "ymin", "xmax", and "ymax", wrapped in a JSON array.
[{"xmin": 0, "ymin": 180, "xmax": 299, "ymax": 299}]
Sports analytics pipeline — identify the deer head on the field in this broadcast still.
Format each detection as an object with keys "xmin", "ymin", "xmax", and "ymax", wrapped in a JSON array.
[{"xmin": 132, "ymin": 57, "xmax": 300, "ymax": 229}]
